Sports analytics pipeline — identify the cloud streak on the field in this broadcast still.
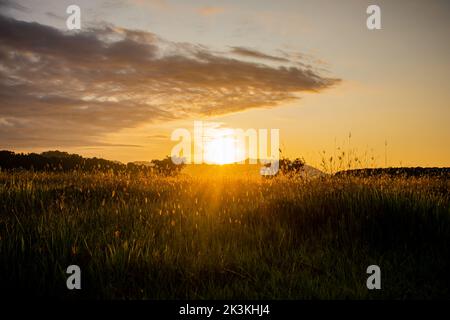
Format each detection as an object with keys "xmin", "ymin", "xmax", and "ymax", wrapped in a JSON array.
[
  {"xmin": 230, "ymin": 46, "xmax": 290, "ymax": 63},
  {"xmin": 197, "ymin": 6, "xmax": 225, "ymax": 16},
  {"xmin": 0, "ymin": 0, "xmax": 29, "ymax": 12},
  {"xmin": 0, "ymin": 14, "xmax": 340, "ymax": 148}
]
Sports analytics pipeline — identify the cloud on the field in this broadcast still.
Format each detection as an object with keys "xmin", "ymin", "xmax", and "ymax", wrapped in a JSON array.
[
  {"xmin": 0, "ymin": 14, "xmax": 340, "ymax": 148},
  {"xmin": 197, "ymin": 6, "xmax": 225, "ymax": 16},
  {"xmin": 230, "ymin": 46, "xmax": 290, "ymax": 63},
  {"xmin": 147, "ymin": 134, "xmax": 168, "ymax": 140},
  {"xmin": 127, "ymin": 0, "xmax": 171, "ymax": 11},
  {"xmin": 0, "ymin": 0, "xmax": 29, "ymax": 12},
  {"xmin": 45, "ymin": 12, "xmax": 65, "ymax": 21}
]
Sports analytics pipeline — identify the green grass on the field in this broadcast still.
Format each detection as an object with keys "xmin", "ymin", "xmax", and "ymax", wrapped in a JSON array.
[{"xmin": 0, "ymin": 171, "xmax": 449, "ymax": 299}]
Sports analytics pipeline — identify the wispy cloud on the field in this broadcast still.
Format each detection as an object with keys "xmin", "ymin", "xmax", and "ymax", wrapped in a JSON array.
[
  {"xmin": 45, "ymin": 11, "xmax": 65, "ymax": 21},
  {"xmin": 127, "ymin": 0, "xmax": 171, "ymax": 10},
  {"xmin": 197, "ymin": 6, "xmax": 225, "ymax": 16},
  {"xmin": 0, "ymin": 14, "xmax": 340, "ymax": 148},
  {"xmin": 0, "ymin": 0, "xmax": 29, "ymax": 12},
  {"xmin": 230, "ymin": 46, "xmax": 290, "ymax": 63}
]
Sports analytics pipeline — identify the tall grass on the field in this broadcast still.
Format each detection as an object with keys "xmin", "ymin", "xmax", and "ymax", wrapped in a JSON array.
[{"xmin": 0, "ymin": 170, "xmax": 449, "ymax": 299}]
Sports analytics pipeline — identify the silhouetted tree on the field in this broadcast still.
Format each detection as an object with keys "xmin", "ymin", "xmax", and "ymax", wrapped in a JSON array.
[
  {"xmin": 151, "ymin": 156, "xmax": 185, "ymax": 176},
  {"xmin": 0, "ymin": 150, "xmax": 125, "ymax": 172},
  {"xmin": 279, "ymin": 157, "xmax": 305, "ymax": 176}
]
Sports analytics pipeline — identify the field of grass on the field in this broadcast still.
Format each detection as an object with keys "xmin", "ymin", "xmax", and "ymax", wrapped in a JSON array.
[{"xmin": 0, "ymin": 170, "xmax": 449, "ymax": 299}]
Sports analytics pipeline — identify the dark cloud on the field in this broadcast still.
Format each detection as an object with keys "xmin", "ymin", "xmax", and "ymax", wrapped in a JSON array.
[
  {"xmin": 230, "ymin": 46, "xmax": 290, "ymax": 63},
  {"xmin": 45, "ymin": 12, "xmax": 65, "ymax": 21},
  {"xmin": 0, "ymin": 14, "xmax": 340, "ymax": 148},
  {"xmin": 0, "ymin": 0, "xmax": 29, "ymax": 12}
]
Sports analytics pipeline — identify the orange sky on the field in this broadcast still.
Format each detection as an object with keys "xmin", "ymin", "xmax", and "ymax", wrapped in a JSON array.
[{"xmin": 1, "ymin": 0, "xmax": 449, "ymax": 168}]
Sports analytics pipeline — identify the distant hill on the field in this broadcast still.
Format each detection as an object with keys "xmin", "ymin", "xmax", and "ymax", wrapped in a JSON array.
[
  {"xmin": 302, "ymin": 164, "xmax": 326, "ymax": 178},
  {"xmin": 335, "ymin": 167, "xmax": 450, "ymax": 178}
]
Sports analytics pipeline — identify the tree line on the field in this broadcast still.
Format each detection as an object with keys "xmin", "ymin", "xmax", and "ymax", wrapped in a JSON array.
[{"xmin": 0, "ymin": 150, "xmax": 183, "ymax": 176}]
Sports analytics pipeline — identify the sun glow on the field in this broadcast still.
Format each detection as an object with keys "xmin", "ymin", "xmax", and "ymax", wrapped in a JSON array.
[{"xmin": 203, "ymin": 136, "xmax": 238, "ymax": 165}]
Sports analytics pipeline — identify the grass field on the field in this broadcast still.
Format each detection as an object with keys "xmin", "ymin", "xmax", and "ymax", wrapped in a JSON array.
[{"xmin": 0, "ymin": 169, "xmax": 449, "ymax": 299}]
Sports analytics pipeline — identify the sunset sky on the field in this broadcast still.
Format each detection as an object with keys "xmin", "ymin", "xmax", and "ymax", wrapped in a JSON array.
[{"xmin": 1, "ymin": 0, "xmax": 449, "ymax": 167}]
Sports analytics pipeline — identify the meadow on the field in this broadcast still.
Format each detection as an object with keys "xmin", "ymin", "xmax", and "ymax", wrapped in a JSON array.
[{"xmin": 0, "ymin": 169, "xmax": 449, "ymax": 299}]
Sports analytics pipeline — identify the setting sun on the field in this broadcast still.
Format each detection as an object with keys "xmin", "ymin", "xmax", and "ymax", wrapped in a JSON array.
[{"xmin": 203, "ymin": 136, "xmax": 237, "ymax": 165}]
